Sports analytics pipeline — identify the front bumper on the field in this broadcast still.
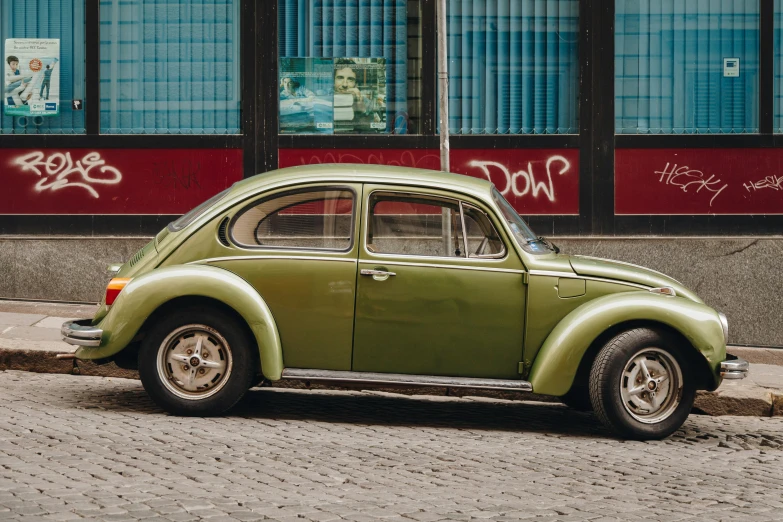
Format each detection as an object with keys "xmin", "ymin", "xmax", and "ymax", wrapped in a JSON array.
[
  {"xmin": 61, "ymin": 319, "xmax": 103, "ymax": 347},
  {"xmin": 721, "ymin": 354, "xmax": 749, "ymax": 380}
]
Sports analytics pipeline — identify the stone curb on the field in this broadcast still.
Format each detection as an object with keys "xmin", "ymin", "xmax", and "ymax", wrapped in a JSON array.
[{"xmin": 2, "ymin": 347, "xmax": 780, "ymax": 416}]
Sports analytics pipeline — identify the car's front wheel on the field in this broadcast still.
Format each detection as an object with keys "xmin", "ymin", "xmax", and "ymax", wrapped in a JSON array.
[
  {"xmin": 139, "ymin": 307, "xmax": 257, "ymax": 416},
  {"xmin": 589, "ymin": 328, "xmax": 695, "ymax": 440}
]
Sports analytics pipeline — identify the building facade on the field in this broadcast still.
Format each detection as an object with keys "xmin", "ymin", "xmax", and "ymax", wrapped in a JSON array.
[{"xmin": 1, "ymin": 0, "xmax": 781, "ymax": 345}]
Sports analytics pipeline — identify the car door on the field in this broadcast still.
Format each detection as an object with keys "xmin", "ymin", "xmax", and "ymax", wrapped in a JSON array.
[
  {"xmin": 211, "ymin": 183, "xmax": 361, "ymax": 371},
  {"xmin": 352, "ymin": 185, "xmax": 527, "ymax": 379}
]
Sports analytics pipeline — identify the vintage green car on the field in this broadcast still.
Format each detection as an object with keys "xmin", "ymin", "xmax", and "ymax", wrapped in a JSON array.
[{"xmin": 61, "ymin": 165, "xmax": 748, "ymax": 440}]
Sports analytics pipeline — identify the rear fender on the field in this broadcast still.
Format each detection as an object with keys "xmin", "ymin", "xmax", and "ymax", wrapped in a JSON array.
[
  {"xmin": 528, "ymin": 291, "xmax": 725, "ymax": 396},
  {"xmin": 74, "ymin": 265, "xmax": 283, "ymax": 380}
]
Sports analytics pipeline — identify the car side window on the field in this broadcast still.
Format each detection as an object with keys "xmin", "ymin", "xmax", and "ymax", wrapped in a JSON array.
[
  {"xmin": 231, "ymin": 188, "xmax": 354, "ymax": 250},
  {"xmin": 367, "ymin": 192, "xmax": 465, "ymax": 258},
  {"xmin": 462, "ymin": 204, "xmax": 506, "ymax": 258}
]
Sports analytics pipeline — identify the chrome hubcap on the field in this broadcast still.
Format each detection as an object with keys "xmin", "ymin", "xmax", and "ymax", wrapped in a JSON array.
[
  {"xmin": 157, "ymin": 325, "xmax": 233, "ymax": 400},
  {"xmin": 620, "ymin": 348, "xmax": 683, "ymax": 424}
]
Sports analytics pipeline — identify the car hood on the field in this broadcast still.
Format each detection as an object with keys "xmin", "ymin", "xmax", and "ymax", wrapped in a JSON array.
[{"xmin": 568, "ymin": 255, "xmax": 703, "ymax": 303}]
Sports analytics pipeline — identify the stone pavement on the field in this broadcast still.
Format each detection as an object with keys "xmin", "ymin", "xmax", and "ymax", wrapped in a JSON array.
[
  {"xmin": 0, "ymin": 299, "xmax": 782, "ymax": 417},
  {"xmin": 1, "ymin": 371, "xmax": 783, "ymax": 521}
]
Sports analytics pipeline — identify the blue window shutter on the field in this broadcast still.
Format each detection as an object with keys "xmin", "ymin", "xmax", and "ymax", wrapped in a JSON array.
[
  {"xmin": 0, "ymin": 0, "xmax": 86, "ymax": 135},
  {"xmin": 446, "ymin": 0, "xmax": 579, "ymax": 135},
  {"xmin": 99, "ymin": 0, "xmax": 241, "ymax": 135},
  {"xmin": 617, "ymin": 0, "xmax": 759, "ymax": 134}
]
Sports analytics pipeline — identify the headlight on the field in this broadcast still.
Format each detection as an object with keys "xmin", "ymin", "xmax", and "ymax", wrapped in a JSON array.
[{"xmin": 718, "ymin": 312, "xmax": 729, "ymax": 343}]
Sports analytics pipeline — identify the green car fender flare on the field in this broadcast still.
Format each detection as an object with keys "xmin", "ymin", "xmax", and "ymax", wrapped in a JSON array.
[
  {"xmin": 75, "ymin": 265, "xmax": 283, "ymax": 380},
  {"xmin": 528, "ymin": 291, "xmax": 726, "ymax": 397}
]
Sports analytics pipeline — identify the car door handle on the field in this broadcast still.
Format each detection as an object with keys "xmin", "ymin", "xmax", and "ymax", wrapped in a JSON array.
[{"xmin": 360, "ymin": 269, "xmax": 396, "ymax": 281}]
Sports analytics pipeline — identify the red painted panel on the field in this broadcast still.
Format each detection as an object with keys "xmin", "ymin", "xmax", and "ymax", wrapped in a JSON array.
[
  {"xmin": 1, "ymin": 149, "xmax": 242, "ymax": 215},
  {"xmin": 281, "ymin": 148, "xmax": 579, "ymax": 215},
  {"xmin": 278, "ymin": 148, "xmax": 441, "ymax": 170},
  {"xmin": 450, "ymin": 149, "xmax": 579, "ymax": 215},
  {"xmin": 616, "ymin": 149, "xmax": 783, "ymax": 215}
]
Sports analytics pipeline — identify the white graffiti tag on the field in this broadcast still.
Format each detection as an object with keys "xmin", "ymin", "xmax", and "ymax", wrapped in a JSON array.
[
  {"xmin": 469, "ymin": 156, "xmax": 571, "ymax": 202},
  {"xmin": 743, "ymin": 174, "xmax": 783, "ymax": 192},
  {"xmin": 13, "ymin": 151, "xmax": 123, "ymax": 199},
  {"xmin": 654, "ymin": 163, "xmax": 727, "ymax": 207}
]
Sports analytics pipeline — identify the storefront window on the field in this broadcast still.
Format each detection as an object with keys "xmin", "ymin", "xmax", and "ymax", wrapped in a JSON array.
[
  {"xmin": 774, "ymin": 0, "xmax": 783, "ymax": 133},
  {"xmin": 616, "ymin": 0, "xmax": 759, "ymax": 134},
  {"xmin": 278, "ymin": 0, "xmax": 421, "ymax": 135},
  {"xmin": 99, "ymin": 0, "xmax": 241, "ymax": 134},
  {"xmin": 1, "ymin": 0, "xmax": 86, "ymax": 135},
  {"xmin": 446, "ymin": 0, "xmax": 579, "ymax": 135}
]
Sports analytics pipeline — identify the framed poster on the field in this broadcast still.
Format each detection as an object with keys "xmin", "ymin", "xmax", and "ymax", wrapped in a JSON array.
[
  {"xmin": 4, "ymin": 39, "xmax": 60, "ymax": 117},
  {"xmin": 279, "ymin": 57, "xmax": 387, "ymax": 135}
]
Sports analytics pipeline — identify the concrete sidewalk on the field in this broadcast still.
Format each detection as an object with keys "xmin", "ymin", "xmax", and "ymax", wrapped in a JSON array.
[{"xmin": 0, "ymin": 299, "xmax": 781, "ymax": 416}]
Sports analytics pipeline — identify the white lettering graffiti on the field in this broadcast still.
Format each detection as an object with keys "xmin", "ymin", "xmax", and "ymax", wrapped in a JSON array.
[
  {"xmin": 743, "ymin": 174, "xmax": 783, "ymax": 192},
  {"xmin": 469, "ymin": 156, "xmax": 571, "ymax": 202},
  {"xmin": 292, "ymin": 151, "xmax": 440, "ymax": 169},
  {"xmin": 13, "ymin": 151, "xmax": 123, "ymax": 199},
  {"xmin": 654, "ymin": 163, "xmax": 727, "ymax": 207}
]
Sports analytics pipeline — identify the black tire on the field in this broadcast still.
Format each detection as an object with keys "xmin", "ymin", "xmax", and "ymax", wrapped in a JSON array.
[
  {"xmin": 559, "ymin": 385, "xmax": 592, "ymax": 411},
  {"xmin": 139, "ymin": 306, "xmax": 258, "ymax": 416},
  {"xmin": 589, "ymin": 328, "xmax": 695, "ymax": 440}
]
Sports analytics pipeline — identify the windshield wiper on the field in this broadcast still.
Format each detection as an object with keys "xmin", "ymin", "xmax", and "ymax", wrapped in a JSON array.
[{"xmin": 527, "ymin": 236, "xmax": 560, "ymax": 254}]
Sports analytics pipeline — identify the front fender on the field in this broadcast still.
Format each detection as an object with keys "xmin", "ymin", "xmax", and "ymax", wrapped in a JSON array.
[
  {"xmin": 75, "ymin": 265, "xmax": 283, "ymax": 380},
  {"xmin": 528, "ymin": 292, "xmax": 726, "ymax": 396}
]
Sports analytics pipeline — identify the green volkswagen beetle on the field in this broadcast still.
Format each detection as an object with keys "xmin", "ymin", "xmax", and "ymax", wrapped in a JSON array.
[{"xmin": 61, "ymin": 165, "xmax": 747, "ymax": 440}]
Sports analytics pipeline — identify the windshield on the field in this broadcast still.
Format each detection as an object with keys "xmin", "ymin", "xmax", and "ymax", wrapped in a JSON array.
[
  {"xmin": 168, "ymin": 188, "xmax": 231, "ymax": 232},
  {"xmin": 491, "ymin": 188, "xmax": 553, "ymax": 254}
]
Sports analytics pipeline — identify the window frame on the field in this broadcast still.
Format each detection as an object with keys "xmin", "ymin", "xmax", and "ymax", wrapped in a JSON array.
[
  {"xmin": 229, "ymin": 185, "xmax": 358, "ymax": 253},
  {"xmin": 363, "ymin": 188, "xmax": 509, "ymax": 262}
]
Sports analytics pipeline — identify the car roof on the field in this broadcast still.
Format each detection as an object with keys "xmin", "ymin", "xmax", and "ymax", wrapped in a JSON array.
[{"xmin": 230, "ymin": 164, "xmax": 495, "ymax": 200}]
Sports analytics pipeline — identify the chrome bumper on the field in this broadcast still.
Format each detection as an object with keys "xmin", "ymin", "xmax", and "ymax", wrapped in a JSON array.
[
  {"xmin": 721, "ymin": 355, "xmax": 749, "ymax": 380},
  {"xmin": 61, "ymin": 319, "xmax": 102, "ymax": 347}
]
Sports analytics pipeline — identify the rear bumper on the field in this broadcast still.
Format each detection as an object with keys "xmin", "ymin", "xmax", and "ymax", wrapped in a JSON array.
[
  {"xmin": 721, "ymin": 354, "xmax": 749, "ymax": 380},
  {"xmin": 61, "ymin": 319, "xmax": 103, "ymax": 347}
]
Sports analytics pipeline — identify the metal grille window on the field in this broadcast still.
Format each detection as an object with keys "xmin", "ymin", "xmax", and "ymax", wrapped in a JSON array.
[
  {"xmin": 231, "ymin": 189, "xmax": 355, "ymax": 251},
  {"xmin": 0, "ymin": 0, "xmax": 86, "ymax": 134},
  {"xmin": 446, "ymin": 0, "xmax": 580, "ymax": 135},
  {"xmin": 616, "ymin": 0, "xmax": 759, "ymax": 134},
  {"xmin": 99, "ymin": 0, "xmax": 241, "ymax": 134}
]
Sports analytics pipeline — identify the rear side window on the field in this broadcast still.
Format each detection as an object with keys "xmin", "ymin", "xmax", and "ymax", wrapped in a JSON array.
[
  {"xmin": 168, "ymin": 188, "xmax": 230, "ymax": 232},
  {"xmin": 231, "ymin": 188, "xmax": 355, "ymax": 251}
]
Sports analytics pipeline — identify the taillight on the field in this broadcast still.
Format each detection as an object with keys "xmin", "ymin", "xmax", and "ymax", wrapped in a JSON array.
[{"xmin": 105, "ymin": 278, "xmax": 131, "ymax": 306}]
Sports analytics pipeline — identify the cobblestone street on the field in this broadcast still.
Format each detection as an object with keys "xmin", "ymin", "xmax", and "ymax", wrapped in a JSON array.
[{"xmin": 1, "ymin": 371, "xmax": 783, "ymax": 521}]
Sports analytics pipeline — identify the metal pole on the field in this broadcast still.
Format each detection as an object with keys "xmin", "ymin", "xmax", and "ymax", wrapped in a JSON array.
[
  {"xmin": 437, "ymin": 0, "xmax": 453, "ymax": 253},
  {"xmin": 437, "ymin": 0, "xmax": 450, "ymax": 173}
]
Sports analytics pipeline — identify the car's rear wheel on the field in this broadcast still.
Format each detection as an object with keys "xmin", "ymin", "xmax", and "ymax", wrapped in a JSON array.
[
  {"xmin": 139, "ymin": 307, "xmax": 257, "ymax": 416},
  {"xmin": 589, "ymin": 328, "xmax": 695, "ymax": 440}
]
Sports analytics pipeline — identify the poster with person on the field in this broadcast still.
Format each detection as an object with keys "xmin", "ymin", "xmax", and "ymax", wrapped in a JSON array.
[
  {"xmin": 279, "ymin": 56, "xmax": 388, "ymax": 135},
  {"xmin": 333, "ymin": 57, "xmax": 387, "ymax": 134},
  {"xmin": 4, "ymin": 39, "xmax": 60, "ymax": 117},
  {"xmin": 279, "ymin": 57, "xmax": 334, "ymax": 134}
]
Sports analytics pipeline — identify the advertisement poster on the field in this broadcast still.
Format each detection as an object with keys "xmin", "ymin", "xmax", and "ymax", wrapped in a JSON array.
[
  {"xmin": 279, "ymin": 57, "xmax": 387, "ymax": 135},
  {"xmin": 4, "ymin": 39, "xmax": 60, "ymax": 117},
  {"xmin": 279, "ymin": 57, "xmax": 334, "ymax": 134}
]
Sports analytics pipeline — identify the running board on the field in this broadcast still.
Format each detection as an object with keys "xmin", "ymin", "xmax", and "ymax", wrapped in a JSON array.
[{"xmin": 280, "ymin": 369, "xmax": 533, "ymax": 392}]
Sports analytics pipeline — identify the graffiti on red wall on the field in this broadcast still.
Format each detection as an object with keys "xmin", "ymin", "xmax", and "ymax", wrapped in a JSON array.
[
  {"xmin": 2, "ymin": 149, "xmax": 242, "ymax": 215},
  {"xmin": 451, "ymin": 149, "xmax": 579, "ymax": 215},
  {"xmin": 616, "ymin": 149, "xmax": 783, "ymax": 215},
  {"xmin": 281, "ymin": 148, "xmax": 580, "ymax": 215},
  {"xmin": 278, "ymin": 149, "xmax": 441, "ymax": 170},
  {"xmin": 13, "ymin": 151, "xmax": 124, "ymax": 199}
]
